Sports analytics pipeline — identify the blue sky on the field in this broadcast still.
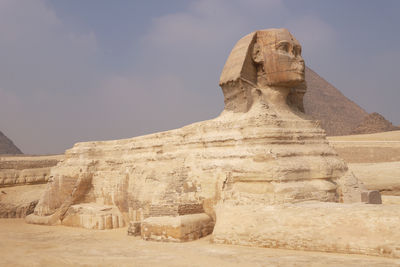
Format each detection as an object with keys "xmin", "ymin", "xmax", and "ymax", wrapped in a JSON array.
[{"xmin": 1, "ymin": 0, "xmax": 399, "ymax": 154}]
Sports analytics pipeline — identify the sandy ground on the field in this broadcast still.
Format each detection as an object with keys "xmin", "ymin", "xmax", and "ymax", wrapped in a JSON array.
[
  {"xmin": 328, "ymin": 130, "xmax": 400, "ymax": 142},
  {"xmin": 0, "ymin": 184, "xmax": 46, "ymax": 204},
  {"xmin": 0, "ymin": 219, "xmax": 399, "ymax": 267}
]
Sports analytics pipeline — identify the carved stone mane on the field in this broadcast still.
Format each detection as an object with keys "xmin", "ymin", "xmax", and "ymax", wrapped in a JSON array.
[{"xmin": 219, "ymin": 29, "xmax": 306, "ymax": 113}]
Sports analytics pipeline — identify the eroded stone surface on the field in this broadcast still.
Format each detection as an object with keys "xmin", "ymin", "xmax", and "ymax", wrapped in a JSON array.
[
  {"xmin": 350, "ymin": 162, "xmax": 400, "ymax": 195},
  {"xmin": 0, "ymin": 184, "xmax": 44, "ymax": 218},
  {"xmin": 128, "ymin": 221, "xmax": 141, "ymax": 236},
  {"xmin": 362, "ymin": 190, "xmax": 383, "ymax": 204},
  {"xmin": 61, "ymin": 203, "xmax": 125, "ymax": 230},
  {"xmin": 212, "ymin": 202, "xmax": 400, "ymax": 258},
  {"xmin": 0, "ymin": 155, "xmax": 62, "ymax": 187},
  {"xmin": 0, "ymin": 155, "xmax": 62, "ymax": 218},
  {"xmin": 142, "ymin": 213, "xmax": 214, "ymax": 242}
]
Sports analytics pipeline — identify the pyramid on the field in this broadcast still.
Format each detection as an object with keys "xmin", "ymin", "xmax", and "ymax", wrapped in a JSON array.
[
  {"xmin": 351, "ymin": 112, "xmax": 400, "ymax": 135},
  {"xmin": 0, "ymin": 130, "xmax": 22, "ymax": 154},
  {"xmin": 303, "ymin": 67, "xmax": 368, "ymax": 136}
]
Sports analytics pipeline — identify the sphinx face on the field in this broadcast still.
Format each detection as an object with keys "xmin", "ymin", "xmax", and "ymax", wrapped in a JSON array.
[{"xmin": 255, "ymin": 29, "xmax": 305, "ymax": 87}]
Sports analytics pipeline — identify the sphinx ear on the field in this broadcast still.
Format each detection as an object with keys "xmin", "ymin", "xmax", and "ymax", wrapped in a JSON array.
[{"xmin": 252, "ymin": 43, "xmax": 263, "ymax": 64}]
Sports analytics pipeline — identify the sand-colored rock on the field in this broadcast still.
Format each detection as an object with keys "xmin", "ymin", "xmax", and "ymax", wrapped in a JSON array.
[
  {"xmin": 61, "ymin": 203, "xmax": 125, "ymax": 230},
  {"xmin": 348, "ymin": 161, "xmax": 400, "ymax": 195},
  {"xmin": 141, "ymin": 213, "xmax": 214, "ymax": 242},
  {"xmin": 0, "ymin": 155, "xmax": 62, "ymax": 187},
  {"xmin": 0, "ymin": 155, "xmax": 62, "ymax": 218},
  {"xmin": 212, "ymin": 202, "xmax": 400, "ymax": 258},
  {"xmin": 0, "ymin": 184, "xmax": 45, "ymax": 218}
]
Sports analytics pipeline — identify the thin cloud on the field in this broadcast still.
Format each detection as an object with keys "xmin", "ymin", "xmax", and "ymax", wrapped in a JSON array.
[
  {"xmin": 285, "ymin": 15, "xmax": 337, "ymax": 60},
  {"xmin": 0, "ymin": 0, "xmax": 99, "ymax": 154}
]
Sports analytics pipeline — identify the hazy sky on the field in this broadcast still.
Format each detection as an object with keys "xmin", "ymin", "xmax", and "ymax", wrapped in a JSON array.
[{"xmin": 1, "ymin": 0, "xmax": 399, "ymax": 154}]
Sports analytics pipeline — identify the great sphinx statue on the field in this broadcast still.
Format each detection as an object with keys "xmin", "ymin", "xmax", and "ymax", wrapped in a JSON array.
[
  {"xmin": 26, "ymin": 29, "xmax": 400, "ymax": 257},
  {"xmin": 216, "ymin": 28, "xmax": 362, "ymax": 204}
]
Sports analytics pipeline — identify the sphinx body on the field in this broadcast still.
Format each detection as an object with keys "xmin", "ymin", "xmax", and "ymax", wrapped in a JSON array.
[
  {"xmin": 28, "ymin": 29, "xmax": 362, "ymax": 227},
  {"xmin": 26, "ymin": 29, "xmax": 400, "ymax": 257}
]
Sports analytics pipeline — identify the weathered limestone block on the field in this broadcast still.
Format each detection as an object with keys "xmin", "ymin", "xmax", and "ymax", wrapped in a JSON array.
[
  {"xmin": 336, "ymin": 170, "xmax": 369, "ymax": 203},
  {"xmin": 61, "ymin": 203, "xmax": 125, "ymax": 230},
  {"xmin": 127, "ymin": 221, "xmax": 141, "ymax": 236},
  {"xmin": 0, "ymin": 155, "xmax": 61, "ymax": 170},
  {"xmin": 25, "ymin": 168, "xmax": 94, "ymax": 225},
  {"xmin": 347, "ymin": 161, "xmax": 400, "ymax": 196},
  {"xmin": 0, "ymin": 167, "xmax": 50, "ymax": 186},
  {"xmin": 0, "ymin": 184, "xmax": 45, "ymax": 218},
  {"xmin": 0, "ymin": 155, "xmax": 62, "ymax": 187},
  {"xmin": 212, "ymin": 202, "xmax": 400, "ymax": 258},
  {"xmin": 0, "ymin": 200, "xmax": 38, "ymax": 218},
  {"xmin": 361, "ymin": 190, "xmax": 382, "ymax": 204},
  {"xmin": 0, "ymin": 155, "xmax": 63, "ymax": 218},
  {"xmin": 142, "ymin": 213, "xmax": 214, "ymax": 242}
]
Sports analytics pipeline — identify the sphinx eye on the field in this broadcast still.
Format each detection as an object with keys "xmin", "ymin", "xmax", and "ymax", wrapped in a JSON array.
[
  {"xmin": 277, "ymin": 42, "xmax": 289, "ymax": 52},
  {"xmin": 293, "ymin": 46, "xmax": 302, "ymax": 56}
]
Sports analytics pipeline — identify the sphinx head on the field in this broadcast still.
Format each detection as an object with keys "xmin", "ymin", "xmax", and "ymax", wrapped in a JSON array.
[
  {"xmin": 252, "ymin": 29, "xmax": 305, "ymax": 87},
  {"xmin": 220, "ymin": 28, "xmax": 306, "ymax": 112}
]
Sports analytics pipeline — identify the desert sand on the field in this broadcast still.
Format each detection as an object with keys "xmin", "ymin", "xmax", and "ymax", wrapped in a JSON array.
[{"xmin": 1, "ymin": 219, "xmax": 399, "ymax": 267}]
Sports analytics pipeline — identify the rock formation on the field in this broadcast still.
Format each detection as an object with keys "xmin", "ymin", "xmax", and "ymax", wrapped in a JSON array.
[
  {"xmin": 26, "ymin": 28, "xmax": 400, "ymax": 258},
  {"xmin": 351, "ymin": 112, "xmax": 400, "ymax": 135},
  {"xmin": 0, "ymin": 155, "xmax": 61, "ymax": 187},
  {"xmin": 303, "ymin": 68, "xmax": 368, "ymax": 136},
  {"xmin": 303, "ymin": 69, "xmax": 397, "ymax": 136},
  {"xmin": 0, "ymin": 130, "xmax": 22, "ymax": 154},
  {"xmin": 0, "ymin": 155, "xmax": 62, "ymax": 218}
]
